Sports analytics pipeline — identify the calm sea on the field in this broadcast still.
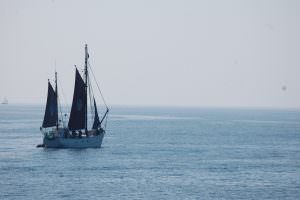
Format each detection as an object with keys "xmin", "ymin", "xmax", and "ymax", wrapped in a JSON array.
[{"xmin": 0, "ymin": 105, "xmax": 300, "ymax": 200}]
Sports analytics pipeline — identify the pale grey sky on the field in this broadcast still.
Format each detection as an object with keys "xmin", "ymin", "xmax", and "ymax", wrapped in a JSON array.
[{"xmin": 0, "ymin": 0, "xmax": 300, "ymax": 108}]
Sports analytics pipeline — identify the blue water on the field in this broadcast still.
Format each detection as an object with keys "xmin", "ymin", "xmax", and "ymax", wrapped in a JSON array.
[{"xmin": 0, "ymin": 105, "xmax": 300, "ymax": 199}]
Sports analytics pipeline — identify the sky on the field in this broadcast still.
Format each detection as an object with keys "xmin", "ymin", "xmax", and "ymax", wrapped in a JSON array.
[{"xmin": 0, "ymin": 0, "xmax": 300, "ymax": 108}]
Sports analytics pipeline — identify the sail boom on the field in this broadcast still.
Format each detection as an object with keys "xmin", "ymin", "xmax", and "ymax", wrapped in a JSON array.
[{"xmin": 100, "ymin": 107, "xmax": 109, "ymax": 125}]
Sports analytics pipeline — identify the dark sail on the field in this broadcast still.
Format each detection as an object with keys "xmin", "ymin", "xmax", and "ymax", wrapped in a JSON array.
[
  {"xmin": 68, "ymin": 68, "xmax": 87, "ymax": 130},
  {"xmin": 42, "ymin": 81, "xmax": 58, "ymax": 128},
  {"xmin": 92, "ymin": 98, "xmax": 101, "ymax": 129}
]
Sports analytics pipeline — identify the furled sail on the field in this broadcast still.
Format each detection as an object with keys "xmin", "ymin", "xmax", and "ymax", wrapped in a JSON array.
[
  {"xmin": 42, "ymin": 81, "xmax": 58, "ymax": 128},
  {"xmin": 68, "ymin": 68, "xmax": 87, "ymax": 130},
  {"xmin": 92, "ymin": 98, "xmax": 101, "ymax": 129}
]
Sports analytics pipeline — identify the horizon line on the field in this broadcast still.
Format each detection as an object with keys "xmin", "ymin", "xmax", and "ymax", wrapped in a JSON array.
[{"xmin": 2, "ymin": 102, "xmax": 300, "ymax": 111}]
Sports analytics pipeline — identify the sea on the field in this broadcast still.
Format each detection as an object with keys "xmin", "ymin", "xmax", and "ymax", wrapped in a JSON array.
[{"xmin": 0, "ymin": 105, "xmax": 299, "ymax": 200}]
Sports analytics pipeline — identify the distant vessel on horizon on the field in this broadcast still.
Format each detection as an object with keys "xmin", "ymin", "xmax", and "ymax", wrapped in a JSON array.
[
  {"xmin": 39, "ymin": 44, "xmax": 109, "ymax": 148},
  {"xmin": 2, "ymin": 97, "xmax": 8, "ymax": 104}
]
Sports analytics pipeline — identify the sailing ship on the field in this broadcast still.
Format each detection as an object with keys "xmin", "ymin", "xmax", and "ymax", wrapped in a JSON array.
[
  {"xmin": 2, "ymin": 97, "xmax": 8, "ymax": 104},
  {"xmin": 39, "ymin": 44, "xmax": 109, "ymax": 148}
]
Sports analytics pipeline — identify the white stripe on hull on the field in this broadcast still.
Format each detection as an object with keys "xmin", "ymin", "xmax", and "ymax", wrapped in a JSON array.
[{"xmin": 43, "ymin": 133, "xmax": 104, "ymax": 148}]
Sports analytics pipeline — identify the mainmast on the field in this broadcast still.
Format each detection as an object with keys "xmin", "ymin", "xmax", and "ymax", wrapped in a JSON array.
[
  {"xmin": 84, "ymin": 44, "xmax": 88, "ymax": 133},
  {"xmin": 55, "ymin": 71, "xmax": 58, "ymax": 130}
]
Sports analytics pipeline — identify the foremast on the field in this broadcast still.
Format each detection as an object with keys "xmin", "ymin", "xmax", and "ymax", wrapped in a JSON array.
[
  {"xmin": 42, "ymin": 78, "xmax": 58, "ymax": 129},
  {"xmin": 55, "ymin": 71, "xmax": 58, "ymax": 130}
]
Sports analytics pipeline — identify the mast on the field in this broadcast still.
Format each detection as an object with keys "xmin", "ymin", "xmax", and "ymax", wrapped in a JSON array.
[
  {"xmin": 55, "ymin": 71, "xmax": 58, "ymax": 130},
  {"xmin": 84, "ymin": 44, "xmax": 88, "ymax": 133}
]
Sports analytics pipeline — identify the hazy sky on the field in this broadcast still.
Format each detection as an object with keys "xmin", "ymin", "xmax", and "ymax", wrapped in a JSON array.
[{"xmin": 0, "ymin": 0, "xmax": 300, "ymax": 108}]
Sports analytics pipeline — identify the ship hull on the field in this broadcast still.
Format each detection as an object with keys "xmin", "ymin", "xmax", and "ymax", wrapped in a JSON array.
[{"xmin": 43, "ymin": 132, "xmax": 104, "ymax": 148}]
